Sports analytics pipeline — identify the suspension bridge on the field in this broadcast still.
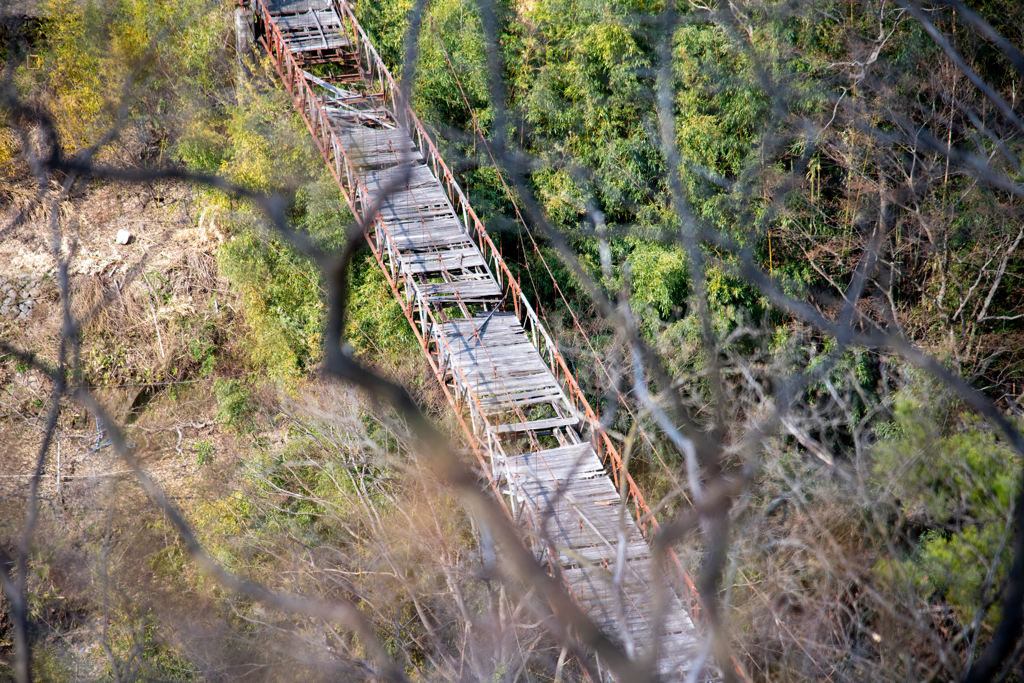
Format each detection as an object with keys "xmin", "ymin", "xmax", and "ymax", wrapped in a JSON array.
[{"xmin": 248, "ymin": 0, "xmax": 721, "ymax": 678}]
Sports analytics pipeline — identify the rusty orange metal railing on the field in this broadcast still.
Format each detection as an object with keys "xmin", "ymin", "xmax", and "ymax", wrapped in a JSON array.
[{"xmin": 252, "ymin": 2, "xmax": 750, "ymax": 678}]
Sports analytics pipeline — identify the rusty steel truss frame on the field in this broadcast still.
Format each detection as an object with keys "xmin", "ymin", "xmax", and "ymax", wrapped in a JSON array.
[{"xmin": 250, "ymin": 2, "xmax": 750, "ymax": 679}]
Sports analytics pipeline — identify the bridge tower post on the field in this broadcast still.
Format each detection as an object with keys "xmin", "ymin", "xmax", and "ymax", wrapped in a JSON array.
[{"xmin": 234, "ymin": 0, "xmax": 255, "ymax": 96}]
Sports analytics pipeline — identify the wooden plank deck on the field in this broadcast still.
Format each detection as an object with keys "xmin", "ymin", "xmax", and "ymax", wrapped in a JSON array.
[
  {"xmin": 417, "ymin": 277, "xmax": 503, "ymax": 304},
  {"xmin": 441, "ymin": 313, "xmax": 568, "ymax": 417},
  {"xmin": 503, "ymin": 444, "xmax": 708, "ymax": 679},
  {"xmin": 339, "ymin": 126, "xmax": 423, "ymax": 166},
  {"xmin": 358, "ymin": 160, "xmax": 504, "ymax": 296},
  {"xmin": 262, "ymin": 6, "xmax": 713, "ymax": 677},
  {"xmin": 384, "ymin": 219, "xmax": 475, "ymax": 252},
  {"xmin": 492, "ymin": 416, "xmax": 580, "ymax": 434},
  {"xmin": 397, "ymin": 246, "xmax": 486, "ymax": 274}
]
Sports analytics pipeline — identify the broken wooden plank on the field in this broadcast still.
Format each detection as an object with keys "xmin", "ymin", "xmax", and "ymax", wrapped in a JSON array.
[
  {"xmin": 491, "ymin": 416, "xmax": 579, "ymax": 434},
  {"xmin": 417, "ymin": 278, "xmax": 503, "ymax": 303},
  {"xmin": 397, "ymin": 246, "xmax": 486, "ymax": 274}
]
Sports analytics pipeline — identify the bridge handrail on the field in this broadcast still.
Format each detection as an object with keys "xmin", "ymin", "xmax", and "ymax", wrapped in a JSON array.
[
  {"xmin": 252, "ymin": 0, "xmax": 709, "ymax": 624},
  {"xmin": 252, "ymin": 0, "xmax": 561, "ymax": 478},
  {"xmin": 328, "ymin": 0, "xmax": 656, "ymax": 532}
]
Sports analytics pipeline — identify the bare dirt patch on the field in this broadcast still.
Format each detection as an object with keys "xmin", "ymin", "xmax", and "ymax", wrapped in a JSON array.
[{"xmin": 0, "ymin": 175, "xmax": 251, "ymax": 548}]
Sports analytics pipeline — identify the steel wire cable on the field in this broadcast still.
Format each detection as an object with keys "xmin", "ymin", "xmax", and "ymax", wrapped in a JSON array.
[{"xmin": 426, "ymin": 15, "xmax": 691, "ymax": 509}]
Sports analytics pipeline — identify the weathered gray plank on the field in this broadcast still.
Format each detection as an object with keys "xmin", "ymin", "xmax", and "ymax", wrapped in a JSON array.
[
  {"xmin": 416, "ymin": 279, "xmax": 502, "ymax": 303},
  {"xmin": 500, "ymin": 442, "xmax": 706, "ymax": 679},
  {"xmin": 398, "ymin": 246, "xmax": 486, "ymax": 274},
  {"xmin": 491, "ymin": 416, "xmax": 579, "ymax": 434},
  {"xmin": 339, "ymin": 127, "xmax": 422, "ymax": 165},
  {"xmin": 383, "ymin": 221, "xmax": 473, "ymax": 252}
]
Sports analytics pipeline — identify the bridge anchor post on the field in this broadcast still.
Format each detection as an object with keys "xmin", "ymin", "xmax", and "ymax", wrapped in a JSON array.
[{"xmin": 234, "ymin": 1, "xmax": 255, "ymax": 97}]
